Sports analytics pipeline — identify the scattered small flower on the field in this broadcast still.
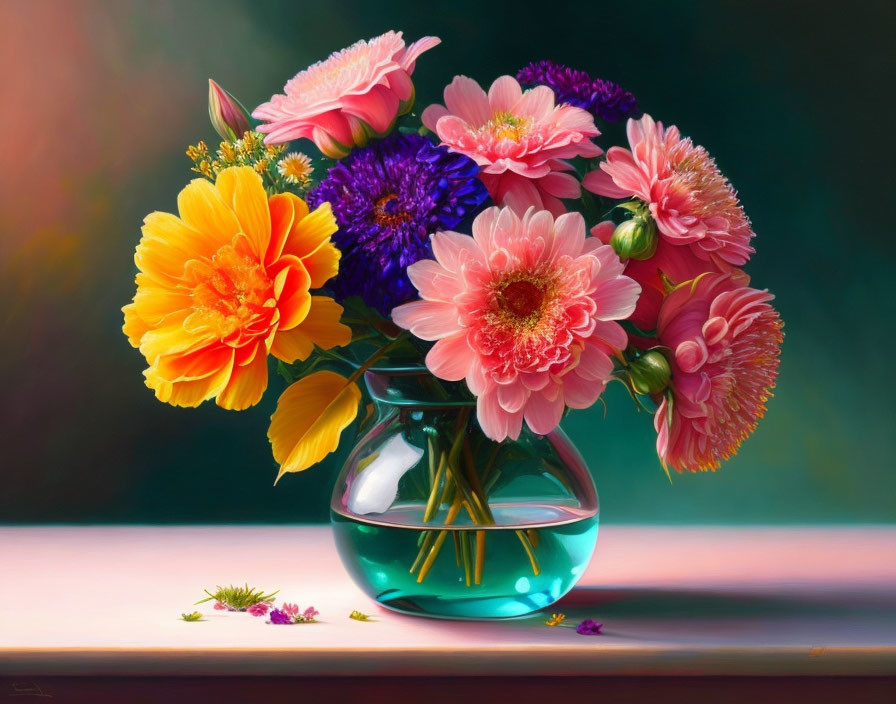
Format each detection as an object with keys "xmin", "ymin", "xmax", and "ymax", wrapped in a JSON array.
[
  {"xmin": 268, "ymin": 603, "xmax": 319, "ymax": 624},
  {"xmin": 269, "ymin": 608, "xmax": 292, "ymax": 625},
  {"xmin": 247, "ymin": 602, "xmax": 270, "ymax": 617},
  {"xmin": 576, "ymin": 619, "xmax": 603, "ymax": 635},
  {"xmin": 213, "ymin": 601, "xmax": 227, "ymax": 611},
  {"xmin": 181, "ymin": 612, "xmax": 204, "ymax": 622},
  {"xmin": 349, "ymin": 610, "xmax": 372, "ymax": 621},
  {"xmin": 544, "ymin": 613, "xmax": 566, "ymax": 627}
]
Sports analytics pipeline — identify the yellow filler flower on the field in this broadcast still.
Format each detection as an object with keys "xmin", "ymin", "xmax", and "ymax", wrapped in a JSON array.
[{"xmin": 123, "ymin": 166, "xmax": 350, "ymax": 410}]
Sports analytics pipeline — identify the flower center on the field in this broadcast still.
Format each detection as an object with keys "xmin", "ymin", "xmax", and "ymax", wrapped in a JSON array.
[
  {"xmin": 485, "ymin": 111, "xmax": 532, "ymax": 142},
  {"xmin": 189, "ymin": 243, "xmax": 274, "ymax": 339},
  {"xmin": 490, "ymin": 273, "xmax": 556, "ymax": 332},
  {"xmin": 500, "ymin": 280, "xmax": 544, "ymax": 318},
  {"xmin": 372, "ymin": 193, "xmax": 413, "ymax": 227}
]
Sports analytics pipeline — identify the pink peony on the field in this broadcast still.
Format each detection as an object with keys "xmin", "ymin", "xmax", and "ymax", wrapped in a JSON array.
[
  {"xmin": 253, "ymin": 31, "xmax": 440, "ymax": 158},
  {"xmin": 422, "ymin": 76, "xmax": 601, "ymax": 217},
  {"xmin": 584, "ymin": 114, "xmax": 754, "ymax": 267},
  {"xmin": 392, "ymin": 206, "xmax": 640, "ymax": 441},
  {"xmin": 654, "ymin": 273, "xmax": 783, "ymax": 472}
]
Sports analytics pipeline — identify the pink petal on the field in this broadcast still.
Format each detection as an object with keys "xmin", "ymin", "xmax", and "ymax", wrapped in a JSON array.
[
  {"xmin": 582, "ymin": 164, "xmax": 635, "ymax": 199},
  {"xmin": 430, "ymin": 230, "xmax": 484, "ymax": 273},
  {"xmin": 523, "ymin": 390, "xmax": 565, "ymax": 435},
  {"xmin": 391, "ymin": 300, "xmax": 461, "ymax": 340},
  {"xmin": 341, "ymin": 85, "xmax": 399, "ymax": 134},
  {"xmin": 421, "ymin": 104, "xmax": 449, "ymax": 132},
  {"xmin": 425, "ymin": 333, "xmax": 473, "ymax": 381},
  {"xmin": 488, "ymin": 75, "xmax": 523, "ymax": 113},
  {"xmin": 539, "ymin": 171, "xmax": 581, "ymax": 200},
  {"xmin": 406, "ymin": 259, "xmax": 462, "ymax": 301},
  {"xmin": 477, "ymin": 390, "xmax": 523, "ymax": 441},
  {"xmin": 443, "ymin": 75, "xmax": 491, "ymax": 125},
  {"xmin": 396, "ymin": 36, "xmax": 441, "ymax": 73},
  {"xmin": 593, "ymin": 275, "xmax": 641, "ymax": 321},
  {"xmin": 497, "ymin": 381, "xmax": 529, "ymax": 413}
]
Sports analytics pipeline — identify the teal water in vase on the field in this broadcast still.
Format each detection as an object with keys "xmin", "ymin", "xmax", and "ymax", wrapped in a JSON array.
[
  {"xmin": 332, "ymin": 503, "xmax": 598, "ymax": 619},
  {"xmin": 330, "ymin": 369, "xmax": 600, "ymax": 620}
]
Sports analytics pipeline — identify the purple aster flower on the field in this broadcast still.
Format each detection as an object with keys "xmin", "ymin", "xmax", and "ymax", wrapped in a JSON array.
[
  {"xmin": 517, "ymin": 61, "xmax": 641, "ymax": 123},
  {"xmin": 269, "ymin": 608, "xmax": 292, "ymax": 625},
  {"xmin": 306, "ymin": 133, "xmax": 490, "ymax": 315},
  {"xmin": 576, "ymin": 619, "xmax": 603, "ymax": 635}
]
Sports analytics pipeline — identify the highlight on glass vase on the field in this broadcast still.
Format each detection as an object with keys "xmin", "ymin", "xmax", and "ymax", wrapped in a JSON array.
[{"xmin": 122, "ymin": 31, "xmax": 783, "ymax": 619}]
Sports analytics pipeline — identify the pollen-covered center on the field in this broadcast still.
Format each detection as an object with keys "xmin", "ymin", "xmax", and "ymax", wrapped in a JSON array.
[
  {"xmin": 490, "ymin": 272, "xmax": 557, "ymax": 332},
  {"xmin": 372, "ymin": 193, "xmax": 413, "ymax": 228},
  {"xmin": 484, "ymin": 111, "xmax": 532, "ymax": 142},
  {"xmin": 188, "ymin": 243, "xmax": 274, "ymax": 339}
]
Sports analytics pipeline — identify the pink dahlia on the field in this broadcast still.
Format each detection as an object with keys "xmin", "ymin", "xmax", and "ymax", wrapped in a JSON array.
[
  {"xmin": 654, "ymin": 273, "xmax": 783, "ymax": 472},
  {"xmin": 253, "ymin": 31, "xmax": 440, "ymax": 158},
  {"xmin": 584, "ymin": 114, "xmax": 755, "ymax": 267},
  {"xmin": 392, "ymin": 206, "xmax": 640, "ymax": 441},
  {"xmin": 422, "ymin": 76, "xmax": 602, "ymax": 217}
]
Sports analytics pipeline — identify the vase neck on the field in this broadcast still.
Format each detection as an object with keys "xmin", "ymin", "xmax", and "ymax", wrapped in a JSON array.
[{"xmin": 364, "ymin": 370, "xmax": 476, "ymax": 410}]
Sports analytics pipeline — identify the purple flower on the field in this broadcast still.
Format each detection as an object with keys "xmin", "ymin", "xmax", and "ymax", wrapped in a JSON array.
[
  {"xmin": 576, "ymin": 619, "xmax": 603, "ymax": 635},
  {"xmin": 269, "ymin": 608, "xmax": 292, "ymax": 625},
  {"xmin": 306, "ymin": 133, "xmax": 490, "ymax": 315},
  {"xmin": 247, "ymin": 603, "xmax": 270, "ymax": 617},
  {"xmin": 516, "ymin": 61, "xmax": 641, "ymax": 123}
]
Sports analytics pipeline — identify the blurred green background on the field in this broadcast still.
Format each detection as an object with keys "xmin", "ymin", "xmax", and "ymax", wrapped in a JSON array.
[{"xmin": 1, "ymin": 0, "xmax": 893, "ymax": 524}]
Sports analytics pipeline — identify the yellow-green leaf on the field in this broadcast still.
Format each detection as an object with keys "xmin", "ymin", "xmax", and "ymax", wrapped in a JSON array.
[{"xmin": 268, "ymin": 370, "xmax": 361, "ymax": 482}]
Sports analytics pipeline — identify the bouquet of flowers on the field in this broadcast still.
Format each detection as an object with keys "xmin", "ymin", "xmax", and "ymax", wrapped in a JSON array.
[{"xmin": 123, "ymin": 31, "xmax": 782, "ymax": 615}]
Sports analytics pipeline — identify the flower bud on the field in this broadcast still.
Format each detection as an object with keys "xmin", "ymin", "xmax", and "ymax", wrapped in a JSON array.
[
  {"xmin": 628, "ymin": 350, "xmax": 672, "ymax": 395},
  {"xmin": 208, "ymin": 79, "xmax": 251, "ymax": 141},
  {"xmin": 610, "ymin": 216, "xmax": 658, "ymax": 261}
]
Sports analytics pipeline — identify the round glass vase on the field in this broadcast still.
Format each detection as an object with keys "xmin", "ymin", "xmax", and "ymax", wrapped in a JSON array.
[{"xmin": 330, "ymin": 368, "xmax": 598, "ymax": 619}]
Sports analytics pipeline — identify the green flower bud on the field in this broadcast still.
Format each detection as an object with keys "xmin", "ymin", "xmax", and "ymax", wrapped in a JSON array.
[
  {"xmin": 610, "ymin": 216, "xmax": 658, "ymax": 261},
  {"xmin": 629, "ymin": 350, "xmax": 672, "ymax": 395}
]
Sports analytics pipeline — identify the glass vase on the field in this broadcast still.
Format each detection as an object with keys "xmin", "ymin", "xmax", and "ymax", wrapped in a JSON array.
[{"xmin": 330, "ymin": 368, "xmax": 598, "ymax": 619}]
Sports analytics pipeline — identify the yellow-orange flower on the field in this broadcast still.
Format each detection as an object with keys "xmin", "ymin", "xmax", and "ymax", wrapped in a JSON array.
[{"xmin": 122, "ymin": 166, "xmax": 351, "ymax": 410}]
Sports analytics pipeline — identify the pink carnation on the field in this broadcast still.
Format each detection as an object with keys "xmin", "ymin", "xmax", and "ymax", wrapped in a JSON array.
[
  {"xmin": 654, "ymin": 273, "xmax": 783, "ymax": 472},
  {"xmin": 422, "ymin": 76, "xmax": 601, "ymax": 217},
  {"xmin": 253, "ymin": 31, "xmax": 440, "ymax": 158},
  {"xmin": 280, "ymin": 602, "xmax": 300, "ymax": 619},
  {"xmin": 392, "ymin": 206, "xmax": 640, "ymax": 441},
  {"xmin": 584, "ymin": 114, "xmax": 754, "ymax": 267}
]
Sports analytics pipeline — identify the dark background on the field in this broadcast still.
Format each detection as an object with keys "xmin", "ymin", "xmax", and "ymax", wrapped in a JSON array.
[{"xmin": 1, "ymin": 0, "xmax": 894, "ymax": 524}]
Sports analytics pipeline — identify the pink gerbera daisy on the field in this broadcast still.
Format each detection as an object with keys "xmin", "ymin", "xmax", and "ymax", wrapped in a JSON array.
[
  {"xmin": 584, "ymin": 114, "xmax": 755, "ymax": 267},
  {"xmin": 422, "ymin": 76, "xmax": 602, "ymax": 217},
  {"xmin": 654, "ymin": 273, "xmax": 783, "ymax": 472},
  {"xmin": 392, "ymin": 206, "xmax": 640, "ymax": 441},
  {"xmin": 253, "ymin": 31, "xmax": 440, "ymax": 158}
]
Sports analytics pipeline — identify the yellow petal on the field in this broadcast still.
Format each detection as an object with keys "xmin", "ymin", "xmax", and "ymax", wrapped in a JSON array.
[
  {"xmin": 215, "ymin": 167, "xmax": 271, "ymax": 259},
  {"xmin": 268, "ymin": 371, "xmax": 361, "ymax": 480},
  {"xmin": 266, "ymin": 193, "xmax": 296, "ymax": 266},
  {"xmin": 281, "ymin": 201, "xmax": 337, "ymax": 261},
  {"xmin": 270, "ymin": 296, "xmax": 351, "ymax": 363},
  {"xmin": 145, "ymin": 355, "xmax": 233, "ymax": 408},
  {"xmin": 301, "ymin": 240, "xmax": 341, "ymax": 289},
  {"xmin": 136, "ymin": 211, "xmax": 219, "ymax": 284},
  {"xmin": 177, "ymin": 177, "xmax": 241, "ymax": 246},
  {"xmin": 216, "ymin": 342, "xmax": 269, "ymax": 410},
  {"xmin": 122, "ymin": 301, "xmax": 150, "ymax": 348}
]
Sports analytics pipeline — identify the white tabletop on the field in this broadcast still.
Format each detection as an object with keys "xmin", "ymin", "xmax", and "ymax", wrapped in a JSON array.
[{"xmin": 1, "ymin": 525, "xmax": 894, "ymax": 676}]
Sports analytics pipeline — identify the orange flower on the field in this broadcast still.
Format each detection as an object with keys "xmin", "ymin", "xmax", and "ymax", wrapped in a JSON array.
[{"xmin": 122, "ymin": 166, "xmax": 351, "ymax": 410}]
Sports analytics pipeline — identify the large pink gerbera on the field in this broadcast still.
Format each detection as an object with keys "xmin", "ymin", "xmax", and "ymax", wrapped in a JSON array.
[
  {"xmin": 422, "ymin": 76, "xmax": 602, "ymax": 217},
  {"xmin": 392, "ymin": 206, "xmax": 640, "ymax": 441},
  {"xmin": 584, "ymin": 114, "xmax": 755, "ymax": 267},
  {"xmin": 654, "ymin": 273, "xmax": 783, "ymax": 472},
  {"xmin": 253, "ymin": 31, "xmax": 440, "ymax": 158}
]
